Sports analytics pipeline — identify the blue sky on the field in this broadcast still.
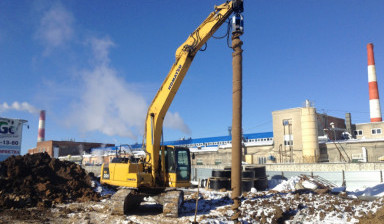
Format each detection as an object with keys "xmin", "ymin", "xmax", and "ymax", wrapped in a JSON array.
[{"xmin": 1, "ymin": 0, "xmax": 384, "ymax": 155}]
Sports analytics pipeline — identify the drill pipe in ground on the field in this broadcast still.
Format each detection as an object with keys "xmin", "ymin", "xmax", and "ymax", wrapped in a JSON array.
[{"xmin": 231, "ymin": 33, "xmax": 243, "ymax": 222}]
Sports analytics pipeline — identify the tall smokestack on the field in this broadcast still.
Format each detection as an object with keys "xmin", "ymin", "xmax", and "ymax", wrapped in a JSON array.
[
  {"xmin": 367, "ymin": 43, "xmax": 382, "ymax": 122},
  {"xmin": 37, "ymin": 110, "xmax": 46, "ymax": 142}
]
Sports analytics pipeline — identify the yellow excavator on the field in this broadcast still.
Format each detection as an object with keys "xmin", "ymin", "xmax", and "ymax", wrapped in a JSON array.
[{"xmin": 100, "ymin": 0, "xmax": 244, "ymax": 217}]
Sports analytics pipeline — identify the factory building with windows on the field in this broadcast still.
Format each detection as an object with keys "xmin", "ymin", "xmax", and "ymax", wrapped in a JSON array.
[
  {"xmin": 184, "ymin": 43, "xmax": 384, "ymax": 165},
  {"xmin": 27, "ymin": 43, "xmax": 384, "ymax": 167},
  {"xmin": 181, "ymin": 101, "xmax": 384, "ymax": 166},
  {"xmin": 75, "ymin": 97, "xmax": 384, "ymax": 167}
]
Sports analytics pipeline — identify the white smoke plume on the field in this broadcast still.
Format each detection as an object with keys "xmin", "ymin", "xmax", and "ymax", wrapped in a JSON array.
[
  {"xmin": 66, "ymin": 37, "xmax": 191, "ymax": 139},
  {"xmin": 35, "ymin": 2, "xmax": 74, "ymax": 54},
  {"xmin": 66, "ymin": 38, "xmax": 146, "ymax": 139},
  {"xmin": 164, "ymin": 112, "xmax": 191, "ymax": 135},
  {"xmin": 0, "ymin": 101, "xmax": 39, "ymax": 114},
  {"xmin": 66, "ymin": 37, "xmax": 191, "ymax": 140}
]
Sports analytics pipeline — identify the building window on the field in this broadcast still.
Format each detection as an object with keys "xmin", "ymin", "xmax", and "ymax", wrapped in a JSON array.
[
  {"xmin": 354, "ymin": 130, "xmax": 363, "ymax": 136},
  {"xmin": 284, "ymin": 134, "xmax": 293, "ymax": 146},
  {"xmin": 215, "ymin": 159, "xmax": 222, "ymax": 165},
  {"xmin": 258, "ymin": 157, "xmax": 266, "ymax": 164},
  {"xmin": 320, "ymin": 148, "xmax": 327, "ymax": 154},
  {"xmin": 283, "ymin": 119, "xmax": 291, "ymax": 126},
  {"xmin": 196, "ymin": 159, "xmax": 203, "ymax": 165},
  {"xmin": 372, "ymin": 128, "xmax": 382, "ymax": 135}
]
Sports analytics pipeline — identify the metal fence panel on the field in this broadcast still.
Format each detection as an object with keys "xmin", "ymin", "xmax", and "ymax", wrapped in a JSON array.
[
  {"xmin": 283, "ymin": 171, "xmax": 312, "ymax": 179},
  {"xmin": 267, "ymin": 171, "xmax": 285, "ymax": 180},
  {"xmin": 345, "ymin": 171, "xmax": 382, "ymax": 190},
  {"xmin": 192, "ymin": 168, "xmax": 213, "ymax": 181},
  {"xmin": 313, "ymin": 171, "xmax": 343, "ymax": 186},
  {"xmin": 191, "ymin": 168, "xmax": 384, "ymax": 191}
]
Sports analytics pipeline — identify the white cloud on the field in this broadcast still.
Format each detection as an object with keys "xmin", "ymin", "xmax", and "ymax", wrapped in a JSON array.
[
  {"xmin": 36, "ymin": 2, "xmax": 74, "ymax": 54},
  {"xmin": 0, "ymin": 101, "xmax": 39, "ymax": 114}
]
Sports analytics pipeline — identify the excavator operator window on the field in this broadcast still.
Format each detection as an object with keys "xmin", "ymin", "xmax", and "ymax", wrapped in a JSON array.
[
  {"xmin": 175, "ymin": 148, "xmax": 191, "ymax": 181},
  {"xmin": 165, "ymin": 148, "xmax": 176, "ymax": 173}
]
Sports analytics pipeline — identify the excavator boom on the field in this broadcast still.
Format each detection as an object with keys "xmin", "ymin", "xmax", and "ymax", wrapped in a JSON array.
[
  {"xmin": 100, "ymin": 0, "xmax": 244, "ymax": 217},
  {"xmin": 144, "ymin": 0, "xmax": 243, "ymax": 187}
]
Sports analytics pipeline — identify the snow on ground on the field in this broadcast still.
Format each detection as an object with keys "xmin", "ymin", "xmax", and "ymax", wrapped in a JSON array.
[
  {"xmin": 92, "ymin": 179, "xmax": 116, "ymax": 196},
  {"xmin": 271, "ymin": 176, "xmax": 301, "ymax": 192},
  {"xmin": 173, "ymin": 188, "xmax": 383, "ymax": 224},
  {"xmin": 348, "ymin": 183, "xmax": 384, "ymax": 197},
  {"xmin": 2, "ymin": 176, "xmax": 384, "ymax": 224},
  {"xmin": 122, "ymin": 177, "xmax": 384, "ymax": 223}
]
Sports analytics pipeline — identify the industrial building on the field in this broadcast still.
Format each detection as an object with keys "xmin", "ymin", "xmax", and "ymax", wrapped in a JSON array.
[
  {"xmin": 181, "ymin": 43, "xmax": 384, "ymax": 165},
  {"xmin": 160, "ymin": 102, "xmax": 384, "ymax": 166},
  {"xmin": 27, "ymin": 110, "xmax": 115, "ymax": 159},
  {"xmin": 28, "ymin": 43, "xmax": 384, "ymax": 167},
  {"xmin": 27, "ymin": 140, "xmax": 115, "ymax": 158},
  {"xmin": 271, "ymin": 100, "xmax": 346, "ymax": 164},
  {"xmin": 50, "ymin": 99, "xmax": 384, "ymax": 166}
]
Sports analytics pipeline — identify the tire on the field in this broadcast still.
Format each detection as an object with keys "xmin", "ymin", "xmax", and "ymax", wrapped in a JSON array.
[
  {"xmin": 242, "ymin": 170, "xmax": 255, "ymax": 179},
  {"xmin": 245, "ymin": 166, "xmax": 266, "ymax": 178},
  {"xmin": 254, "ymin": 177, "xmax": 268, "ymax": 191},
  {"xmin": 209, "ymin": 178, "xmax": 231, "ymax": 190},
  {"xmin": 212, "ymin": 170, "xmax": 231, "ymax": 178},
  {"xmin": 242, "ymin": 178, "xmax": 254, "ymax": 192}
]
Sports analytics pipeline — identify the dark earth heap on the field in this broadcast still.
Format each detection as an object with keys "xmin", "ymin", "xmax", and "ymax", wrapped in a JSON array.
[{"xmin": 0, "ymin": 153, "xmax": 99, "ymax": 209}]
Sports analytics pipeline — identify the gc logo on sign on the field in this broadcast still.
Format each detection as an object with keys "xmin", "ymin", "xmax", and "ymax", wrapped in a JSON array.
[{"xmin": 0, "ymin": 121, "xmax": 15, "ymax": 134}]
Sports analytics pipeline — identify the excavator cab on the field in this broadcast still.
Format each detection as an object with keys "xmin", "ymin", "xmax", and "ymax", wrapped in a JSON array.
[{"xmin": 160, "ymin": 146, "xmax": 191, "ymax": 188}]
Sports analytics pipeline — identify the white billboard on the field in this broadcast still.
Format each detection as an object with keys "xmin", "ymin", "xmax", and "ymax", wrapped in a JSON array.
[{"xmin": 0, "ymin": 118, "xmax": 27, "ymax": 161}]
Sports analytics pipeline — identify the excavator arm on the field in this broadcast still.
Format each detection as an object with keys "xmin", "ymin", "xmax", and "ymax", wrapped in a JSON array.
[
  {"xmin": 144, "ymin": 1, "xmax": 244, "ymax": 186},
  {"xmin": 101, "ymin": 0, "xmax": 244, "ymax": 217}
]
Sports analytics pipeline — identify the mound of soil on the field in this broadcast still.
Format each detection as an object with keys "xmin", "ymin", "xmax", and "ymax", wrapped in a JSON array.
[
  {"xmin": 359, "ymin": 205, "xmax": 384, "ymax": 224},
  {"xmin": 0, "ymin": 153, "xmax": 100, "ymax": 209}
]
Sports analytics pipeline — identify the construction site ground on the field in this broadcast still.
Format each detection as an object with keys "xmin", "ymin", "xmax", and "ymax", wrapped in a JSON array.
[
  {"xmin": 1, "ymin": 153, "xmax": 384, "ymax": 224},
  {"xmin": 1, "ymin": 186, "xmax": 384, "ymax": 224}
]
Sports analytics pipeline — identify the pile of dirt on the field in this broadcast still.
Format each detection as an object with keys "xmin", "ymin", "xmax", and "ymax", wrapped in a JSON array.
[
  {"xmin": 0, "ymin": 153, "xmax": 100, "ymax": 209},
  {"xmin": 359, "ymin": 205, "xmax": 384, "ymax": 224}
]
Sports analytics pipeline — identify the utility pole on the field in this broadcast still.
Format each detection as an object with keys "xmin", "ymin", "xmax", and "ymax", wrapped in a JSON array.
[{"xmin": 230, "ymin": 4, "xmax": 244, "ymax": 222}]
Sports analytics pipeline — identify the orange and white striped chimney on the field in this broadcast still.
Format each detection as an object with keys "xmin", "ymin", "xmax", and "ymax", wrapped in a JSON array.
[
  {"xmin": 367, "ymin": 43, "xmax": 382, "ymax": 122},
  {"xmin": 37, "ymin": 110, "xmax": 46, "ymax": 142}
]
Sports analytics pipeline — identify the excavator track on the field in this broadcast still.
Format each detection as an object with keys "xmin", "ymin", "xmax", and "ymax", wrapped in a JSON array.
[
  {"xmin": 111, "ymin": 189, "xmax": 143, "ymax": 215},
  {"xmin": 162, "ymin": 190, "xmax": 184, "ymax": 217}
]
